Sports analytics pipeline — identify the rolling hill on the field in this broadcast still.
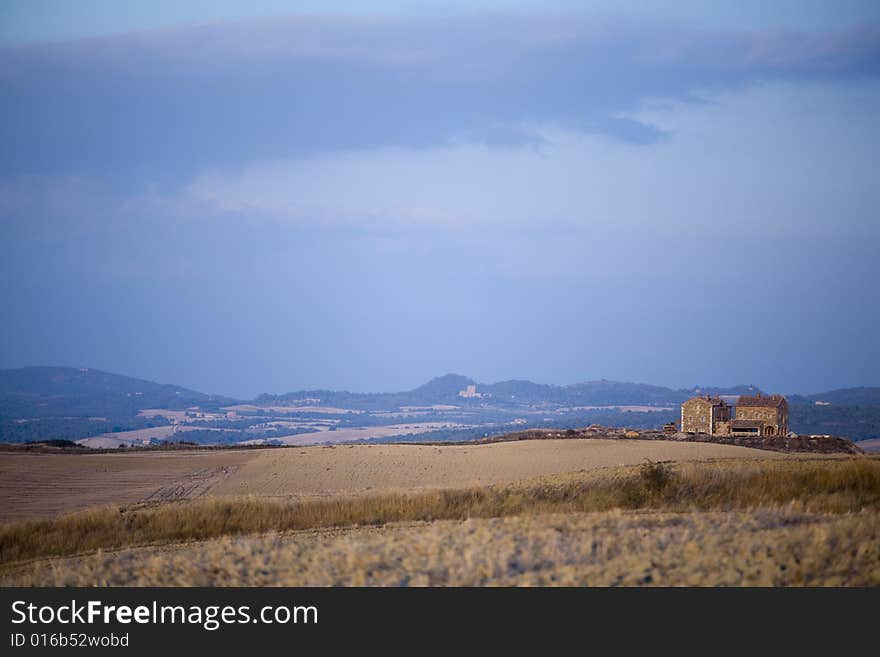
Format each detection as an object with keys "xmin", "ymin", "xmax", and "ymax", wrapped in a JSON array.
[
  {"xmin": 1, "ymin": 366, "xmax": 878, "ymax": 443},
  {"xmin": 0, "ymin": 366, "xmax": 221, "ymax": 418}
]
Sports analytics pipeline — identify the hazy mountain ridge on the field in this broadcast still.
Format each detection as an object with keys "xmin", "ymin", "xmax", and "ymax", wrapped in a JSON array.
[
  {"xmin": 789, "ymin": 387, "xmax": 880, "ymax": 406},
  {"xmin": 0, "ymin": 366, "xmax": 226, "ymax": 417},
  {"xmin": 2, "ymin": 367, "xmax": 879, "ymax": 443},
  {"xmin": 266, "ymin": 376, "xmax": 698, "ymax": 407},
  {"xmin": 687, "ymin": 384, "xmax": 764, "ymax": 397},
  {"xmin": 0, "ymin": 367, "xmax": 234, "ymax": 444},
  {"xmin": 0, "ymin": 366, "xmax": 202, "ymax": 397},
  {"xmin": 5, "ymin": 366, "xmax": 880, "ymax": 414}
]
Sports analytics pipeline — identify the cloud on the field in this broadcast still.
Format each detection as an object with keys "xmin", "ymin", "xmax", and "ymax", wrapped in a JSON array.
[
  {"xmin": 1, "ymin": 14, "xmax": 879, "ymax": 188},
  {"xmin": 132, "ymin": 79, "xmax": 866, "ymax": 244},
  {"xmin": 1, "ymin": 32, "xmax": 878, "ymax": 395},
  {"xmin": 4, "ymin": 14, "xmax": 877, "ymax": 78}
]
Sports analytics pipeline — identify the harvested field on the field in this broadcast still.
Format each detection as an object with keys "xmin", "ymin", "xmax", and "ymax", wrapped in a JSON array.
[
  {"xmin": 269, "ymin": 422, "xmax": 472, "ymax": 446},
  {"xmin": 2, "ymin": 456, "xmax": 878, "ymax": 586},
  {"xmin": 0, "ymin": 439, "xmax": 785, "ymax": 522},
  {"xmin": 76, "ymin": 426, "xmax": 178, "ymax": 448},
  {"xmin": 222, "ymin": 404, "xmax": 364, "ymax": 415},
  {"xmin": 4, "ymin": 456, "xmax": 876, "ymax": 571},
  {"xmin": 77, "ymin": 426, "xmax": 230, "ymax": 449},
  {"xmin": 0, "ymin": 451, "xmax": 251, "ymax": 522},
  {"xmin": 6, "ymin": 508, "xmax": 879, "ymax": 586},
  {"xmin": 210, "ymin": 439, "xmax": 788, "ymax": 498}
]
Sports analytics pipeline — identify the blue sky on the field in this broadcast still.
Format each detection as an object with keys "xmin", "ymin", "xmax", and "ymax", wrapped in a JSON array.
[
  {"xmin": 1, "ymin": 3, "xmax": 879, "ymax": 397},
  {"xmin": 3, "ymin": 1, "xmax": 880, "ymax": 43}
]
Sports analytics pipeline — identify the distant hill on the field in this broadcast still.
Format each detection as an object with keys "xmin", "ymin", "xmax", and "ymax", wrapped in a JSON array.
[
  {"xmin": 481, "ymin": 379, "xmax": 557, "ymax": 401},
  {"xmin": 412, "ymin": 374, "xmax": 475, "ymax": 397},
  {"xmin": 249, "ymin": 376, "xmax": 880, "ymax": 412},
  {"xmin": 264, "ymin": 376, "xmax": 690, "ymax": 408},
  {"xmin": 481, "ymin": 379, "xmax": 687, "ymax": 405},
  {"xmin": 0, "ymin": 366, "xmax": 222, "ymax": 420},
  {"xmin": 222, "ymin": 375, "xmax": 880, "ymax": 443},
  {"xmin": 781, "ymin": 387, "xmax": 880, "ymax": 440},
  {"xmin": 2, "ymin": 366, "xmax": 878, "ymax": 443},
  {"xmin": 567, "ymin": 380, "xmax": 686, "ymax": 405},
  {"xmin": 258, "ymin": 374, "xmax": 478, "ymax": 409},
  {"xmin": 686, "ymin": 384, "xmax": 764, "ymax": 397},
  {"xmin": 795, "ymin": 387, "xmax": 880, "ymax": 407},
  {"xmin": 0, "ymin": 366, "xmax": 205, "ymax": 398}
]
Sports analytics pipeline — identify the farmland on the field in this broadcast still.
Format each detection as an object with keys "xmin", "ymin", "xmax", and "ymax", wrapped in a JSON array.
[
  {"xmin": 10, "ymin": 509, "xmax": 876, "ymax": 587},
  {"xmin": 1, "ymin": 444, "xmax": 878, "ymax": 586},
  {"xmin": 0, "ymin": 439, "xmax": 782, "ymax": 521}
]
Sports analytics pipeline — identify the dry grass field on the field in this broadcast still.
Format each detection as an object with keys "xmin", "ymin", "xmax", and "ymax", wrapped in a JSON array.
[
  {"xmin": 210, "ymin": 439, "xmax": 786, "ymax": 497},
  {"xmin": 76, "ymin": 426, "xmax": 179, "ymax": 448},
  {"xmin": 2, "ymin": 455, "xmax": 879, "ymax": 585},
  {"xmin": 10, "ymin": 509, "xmax": 877, "ymax": 586},
  {"xmin": 0, "ymin": 439, "xmax": 782, "ymax": 521},
  {"xmin": 0, "ymin": 450, "xmax": 253, "ymax": 522},
  {"xmin": 267, "ymin": 422, "xmax": 473, "ymax": 446}
]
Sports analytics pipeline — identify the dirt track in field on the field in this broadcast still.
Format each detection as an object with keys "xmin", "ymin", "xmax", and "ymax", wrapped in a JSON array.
[{"xmin": 0, "ymin": 451, "xmax": 251, "ymax": 522}]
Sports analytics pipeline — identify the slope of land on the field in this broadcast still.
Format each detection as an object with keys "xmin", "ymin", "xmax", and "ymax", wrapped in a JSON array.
[
  {"xmin": 0, "ymin": 366, "xmax": 219, "ymax": 418},
  {"xmin": 3, "ymin": 457, "xmax": 878, "ymax": 586},
  {"xmin": 209, "ymin": 439, "xmax": 787, "ymax": 499},
  {"xmin": 0, "ymin": 439, "xmax": 781, "ymax": 522},
  {"xmin": 0, "ymin": 450, "xmax": 252, "ymax": 522},
  {"xmin": 10, "ymin": 509, "xmax": 876, "ymax": 587}
]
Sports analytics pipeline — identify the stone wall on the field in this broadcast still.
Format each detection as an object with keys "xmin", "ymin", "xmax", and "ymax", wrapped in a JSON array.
[
  {"xmin": 736, "ymin": 406, "xmax": 787, "ymax": 436},
  {"xmin": 681, "ymin": 398, "xmax": 712, "ymax": 433}
]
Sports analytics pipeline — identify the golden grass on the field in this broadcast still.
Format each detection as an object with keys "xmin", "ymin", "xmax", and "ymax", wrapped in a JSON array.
[
  {"xmin": 208, "ymin": 438, "xmax": 785, "ymax": 498},
  {"xmin": 7, "ymin": 509, "xmax": 880, "ymax": 586},
  {"xmin": 2, "ymin": 457, "xmax": 879, "ymax": 568},
  {"xmin": 0, "ymin": 439, "xmax": 780, "ymax": 522}
]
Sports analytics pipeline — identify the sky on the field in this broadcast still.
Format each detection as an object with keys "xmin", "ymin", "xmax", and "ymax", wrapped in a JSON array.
[{"xmin": 1, "ymin": 2, "xmax": 879, "ymax": 398}]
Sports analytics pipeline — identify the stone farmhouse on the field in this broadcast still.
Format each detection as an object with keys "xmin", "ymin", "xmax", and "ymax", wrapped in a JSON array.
[{"xmin": 680, "ymin": 393, "xmax": 789, "ymax": 438}]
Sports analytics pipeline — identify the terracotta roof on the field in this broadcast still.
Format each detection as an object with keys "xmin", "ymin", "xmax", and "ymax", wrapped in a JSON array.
[
  {"xmin": 731, "ymin": 419, "xmax": 764, "ymax": 429},
  {"xmin": 737, "ymin": 393, "xmax": 787, "ymax": 408}
]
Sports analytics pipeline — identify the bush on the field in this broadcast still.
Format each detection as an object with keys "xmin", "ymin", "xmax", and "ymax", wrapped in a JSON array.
[{"xmin": 640, "ymin": 460, "xmax": 672, "ymax": 494}]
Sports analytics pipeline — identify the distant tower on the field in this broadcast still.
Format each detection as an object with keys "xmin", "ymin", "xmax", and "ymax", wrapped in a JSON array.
[{"xmin": 458, "ymin": 384, "xmax": 479, "ymax": 398}]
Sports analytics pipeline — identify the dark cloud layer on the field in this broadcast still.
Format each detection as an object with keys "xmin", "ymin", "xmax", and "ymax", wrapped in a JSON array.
[{"xmin": 2, "ymin": 15, "xmax": 879, "ymax": 187}]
